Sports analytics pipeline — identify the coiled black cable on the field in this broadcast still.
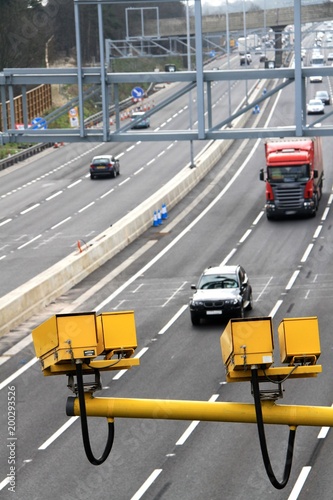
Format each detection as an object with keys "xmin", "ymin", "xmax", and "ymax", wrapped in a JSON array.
[
  {"xmin": 251, "ymin": 367, "xmax": 296, "ymax": 489},
  {"xmin": 76, "ymin": 362, "xmax": 114, "ymax": 465}
]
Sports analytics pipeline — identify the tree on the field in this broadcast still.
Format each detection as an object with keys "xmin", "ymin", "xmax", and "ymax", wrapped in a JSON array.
[
  {"xmin": 0, "ymin": 0, "xmax": 186, "ymax": 69},
  {"xmin": 0, "ymin": 0, "xmax": 51, "ymax": 70}
]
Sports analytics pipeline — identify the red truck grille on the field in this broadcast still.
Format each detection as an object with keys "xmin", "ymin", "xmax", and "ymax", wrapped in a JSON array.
[{"xmin": 273, "ymin": 185, "xmax": 304, "ymax": 209}]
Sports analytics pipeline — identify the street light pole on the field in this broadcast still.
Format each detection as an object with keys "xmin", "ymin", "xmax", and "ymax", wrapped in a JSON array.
[
  {"xmin": 226, "ymin": 0, "xmax": 231, "ymax": 119},
  {"xmin": 243, "ymin": 0, "xmax": 248, "ymax": 105},
  {"xmin": 186, "ymin": 0, "xmax": 195, "ymax": 168}
]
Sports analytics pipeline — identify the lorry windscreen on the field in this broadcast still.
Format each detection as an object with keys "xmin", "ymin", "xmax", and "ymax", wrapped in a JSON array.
[{"xmin": 267, "ymin": 164, "xmax": 310, "ymax": 182}]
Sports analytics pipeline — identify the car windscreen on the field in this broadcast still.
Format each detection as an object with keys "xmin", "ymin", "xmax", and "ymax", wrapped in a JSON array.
[
  {"xmin": 92, "ymin": 158, "xmax": 110, "ymax": 165},
  {"xmin": 198, "ymin": 274, "xmax": 238, "ymax": 289},
  {"xmin": 267, "ymin": 164, "xmax": 310, "ymax": 182}
]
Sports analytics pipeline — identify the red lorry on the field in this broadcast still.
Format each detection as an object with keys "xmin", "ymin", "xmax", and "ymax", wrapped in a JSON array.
[{"xmin": 259, "ymin": 137, "xmax": 324, "ymax": 219}]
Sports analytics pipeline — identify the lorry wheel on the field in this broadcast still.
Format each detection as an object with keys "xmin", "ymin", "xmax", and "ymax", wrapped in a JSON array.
[{"xmin": 317, "ymin": 182, "xmax": 323, "ymax": 200}]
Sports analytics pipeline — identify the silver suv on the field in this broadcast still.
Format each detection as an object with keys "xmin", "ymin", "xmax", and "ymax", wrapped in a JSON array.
[{"xmin": 189, "ymin": 265, "xmax": 253, "ymax": 326}]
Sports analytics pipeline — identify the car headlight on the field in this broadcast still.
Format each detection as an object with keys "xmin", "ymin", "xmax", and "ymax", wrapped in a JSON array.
[
  {"xmin": 224, "ymin": 298, "xmax": 240, "ymax": 305},
  {"xmin": 191, "ymin": 300, "xmax": 204, "ymax": 307}
]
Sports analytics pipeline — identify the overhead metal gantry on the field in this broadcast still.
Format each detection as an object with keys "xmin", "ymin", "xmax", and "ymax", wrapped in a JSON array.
[{"xmin": 0, "ymin": 0, "xmax": 332, "ymax": 145}]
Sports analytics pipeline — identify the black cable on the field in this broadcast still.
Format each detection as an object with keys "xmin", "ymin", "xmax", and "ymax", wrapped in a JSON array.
[
  {"xmin": 251, "ymin": 367, "xmax": 296, "ymax": 490},
  {"xmin": 263, "ymin": 364, "xmax": 300, "ymax": 385},
  {"xmin": 76, "ymin": 362, "xmax": 114, "ymax": 465}
]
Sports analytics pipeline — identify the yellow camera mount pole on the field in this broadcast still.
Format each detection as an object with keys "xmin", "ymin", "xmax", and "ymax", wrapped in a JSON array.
[
  {"xmin": 66, "ymin": 393, "xmax": 333, "ymax": 428},
  {"xmin": 32, "ymin": 312, "xmax": 329, "ymax": 487}
]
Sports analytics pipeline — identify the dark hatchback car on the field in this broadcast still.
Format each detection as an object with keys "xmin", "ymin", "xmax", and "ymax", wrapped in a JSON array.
[
  {"xmin": 315, "ymin": 90, "xmax": 330, "ymax": 105},
  {"xmin": 90, "ymin": 155, "xmax": 120, "ymax": 179},
  {"xmin": 189, "ymin": 265, "xmax": 253, "ymax": 326}
]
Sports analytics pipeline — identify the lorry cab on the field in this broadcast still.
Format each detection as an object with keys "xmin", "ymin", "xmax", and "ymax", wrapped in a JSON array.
[{"xmin": 260, "ymin": 138, "xmax": 324, "ymax": 219}]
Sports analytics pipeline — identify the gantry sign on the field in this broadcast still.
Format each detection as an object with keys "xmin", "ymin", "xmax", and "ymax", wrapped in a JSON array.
[
  {"xmin": 32, "ymin": 310, "xmax": 333, "ymax": 489},
  {"xmin": 1, "ymin": 0, "xmax": 333, "ymax": 145}
]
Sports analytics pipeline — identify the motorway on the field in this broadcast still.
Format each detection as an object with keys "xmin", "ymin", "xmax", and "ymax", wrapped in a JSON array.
[
  {"xmin": 0, "ymin": 54, "xmax": 252, "ymax": 298},
  {"xmin": 2, "ymin": 30, "xmax": 333, "ymax": 499}
]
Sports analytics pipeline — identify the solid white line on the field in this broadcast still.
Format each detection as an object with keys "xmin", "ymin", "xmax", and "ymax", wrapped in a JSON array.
[
  {"xmin": 78, "ymin": 202, "xmax": 95, "ymax": 213},
  {"xmin": 51, "ymin": 217, "xmax": 71, "ymax": 229},
  {"xmin": 119, "ymin": 177, "xmax": 130, "ymax": 186},
  {"xmin": 0, "ymin": 357, "xmax": 38, "ymax": 391},
  {"xmin": 269, "ymin": 300, "xmax": 283, "ymax": 318},
  {"xmin": 0, "ymin": 334, "xmax": 33, "ymax": 366},
  {"xmin": 176, "ymin": 420, "xmax": 200, "ymax": 446},
  {"xmin": 112, "ymin": 347, "xmax": 149, "ymax": 380},
  {"xmin": 158, "ymin": 305, "xmax": 188, "ymax": 334},
  {"xmin": 317, "ymin": 426, "xmax": 330, "ymax": 439},
  {"xmin": 46, "ymin": 191, "xmax": 63, "ymax": 201},
  {"xmin": 301, "ymin": 244, "xmax": 314, "ymax": 263},
  {"xmin": 285, "ymin": 270, "xmax": 300, "ymax": 290},
  {"xmin": 239, "ymin": 229, "xmax": 252, "ymax": 243},
  {"xmin": 313, "ymin": 225, "xmax": 322, "ymax": 239},
  {"xmin": 0, "ymin": 218, "xmax": 12, "ymax": 226},
  {"xmin": 253, "ymin": 211, "xmax": 264, "ymax": 225},
  {"xmin": 176, "ymin": 394, "xmax": 219, "ymax": 445},
  {"xmin": 21, "ymin": 203, "xmax": 40, "ymax": 214},
  {"xmin": 256, "ymin": 276, "xmax": 273, "ymax": 302},
  {"xmin": 38, "ymin": 417, "xmax": 78, "ymax": 450},
  {"xmin": 321, "ymin": 206, "xmax": 330, "ymax": 220},
  {"xmin": 0, "ymin": 476, "xmax": 11, "ymax": 491},
  {"xmin": 162, "ymin": 282, "xmax": 188, "ymax": 307},
  {"xmin": 130, "ymin": 469, "xmax": 163, "ymax": 500},
  {"xmin": 17, "ymin": 234, "xmax": 42, "ymax": 249},
  {"xmin": 220, "ymin": 248, "xmax": 237, "ymax": 266},
  {"xmin": 100, "ymin": 188, "xmax": 114, "ymax": 198},
  {"xmin": 287, "ymin": 466, "xmax": 311, "ymax": 500},
  {"xmin": 67, "ymin": 180, "xmax": 82, "ymax": 188}
]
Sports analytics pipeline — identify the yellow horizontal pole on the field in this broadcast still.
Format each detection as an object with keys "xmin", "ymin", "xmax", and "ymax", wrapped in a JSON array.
[{"xmin": 67, "ymin": 395, "xmax": 333, "ymax": 427}]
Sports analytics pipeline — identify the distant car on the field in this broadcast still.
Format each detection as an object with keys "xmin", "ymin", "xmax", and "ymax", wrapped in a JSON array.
[
  {"xmin": 315, "ymin": 90, "xmax": 330, "ymax": 105},
  {"xmin": 309, "ymin": 75, "xmax": 323, "ymax": 83},
  {"xmin": 90, "ymin": 155, "xmax": 120, "ymax": 179},
  {"xmin": 189, "ymin": 265, "xmax": 253, "ymax": 325},
  {"xmin": 328, "ymin": 53, "xmax": 333, "ymax": 61},
  {"xmin": 130, "ymin": 111, "xmax": 150, "ymax": 129},
  {"xmin": 255, "ymin": 46, "xmax": 262, "ymax": 54},
  {"xmin": 240, "ymin": 53, "xmax": 251, "ymax": 66},
  {"xmin": 307, "ymin": 99, "xmax": 325, "ymax": 114}
]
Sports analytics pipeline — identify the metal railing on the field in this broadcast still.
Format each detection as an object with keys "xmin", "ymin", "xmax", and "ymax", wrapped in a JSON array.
[{"xmin": 0, "ymin": 142, "xmax": 54, "ymax": 171}]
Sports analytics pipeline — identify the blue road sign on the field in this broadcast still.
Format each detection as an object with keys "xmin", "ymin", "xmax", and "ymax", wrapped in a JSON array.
[
  {"xmin": 131, "ymin": 87, "xmax": 144, "ymax": 99},
  {"xmin": 31, "ymin": 117, "xmax": 47, "ymax": 129},
  {"xmin": 210, "ymin": 50, "xmax": 216, "ymax": 57}
]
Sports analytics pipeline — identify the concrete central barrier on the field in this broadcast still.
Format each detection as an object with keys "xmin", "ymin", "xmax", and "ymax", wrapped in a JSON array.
[{"xmin": 0, "ymin": 78, "xmax": 266, "ymax": 338}]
